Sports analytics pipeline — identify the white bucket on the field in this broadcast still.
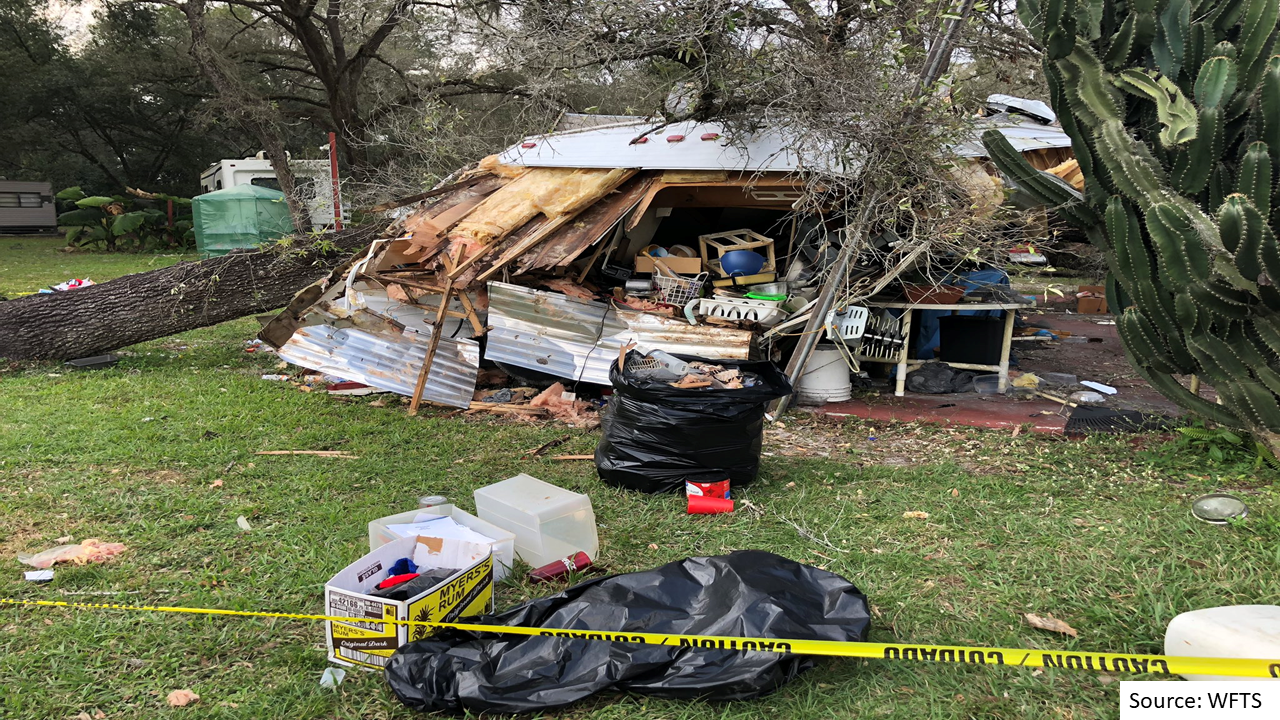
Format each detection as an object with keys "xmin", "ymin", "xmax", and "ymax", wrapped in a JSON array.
[{"xmin": 795, "ymin": 345, "xmax": 852, "ymax": 404}]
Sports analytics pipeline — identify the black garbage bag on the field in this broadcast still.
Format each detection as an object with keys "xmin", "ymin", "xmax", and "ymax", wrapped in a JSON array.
[
  {"xmin": 384, "ymin": 551, "xmax": 870, "ymax": 714},
  {"xmin": 595, "ymin": 352, "xmax": 792, "ymax": 493},
  {"xmin": 905, "ymin": 361, "xmax": 976, "ymax": 394}
]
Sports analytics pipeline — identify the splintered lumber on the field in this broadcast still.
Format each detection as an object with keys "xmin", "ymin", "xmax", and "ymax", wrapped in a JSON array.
[
  {"xmin": 408, "ymin": 274, "xmax": 455, "ymax": 415},
  {"xmin": 256, "ymin": 450, "xmax": 360, "ymax": 458}
]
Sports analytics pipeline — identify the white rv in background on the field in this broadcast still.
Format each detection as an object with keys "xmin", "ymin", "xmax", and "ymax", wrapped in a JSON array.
[{"xmin": 198, "ymin": 153, "xmax": 344, "ymax": 229}]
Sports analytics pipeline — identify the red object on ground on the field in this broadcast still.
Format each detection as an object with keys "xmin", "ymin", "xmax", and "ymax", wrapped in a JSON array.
[
  {"xmin": 377, "ymin": 572, "xmax": 419, "ymax": 589},
  {"xmin": 687, "ymin": 495, "xmax": 734, "ymax": 514},
  {"xmin": 529, "ymin": 552, "xmax": 592, "ymax": 583}
]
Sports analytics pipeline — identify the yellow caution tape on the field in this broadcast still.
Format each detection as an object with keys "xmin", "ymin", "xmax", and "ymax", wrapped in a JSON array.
[{"xmin": 4, "ymin": 597, "xmax": 1278, "ymax": 678}]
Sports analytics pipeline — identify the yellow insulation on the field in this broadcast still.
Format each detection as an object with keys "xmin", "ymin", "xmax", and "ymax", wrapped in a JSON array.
[{"xmin": 451, "ymin": 167, "xmax": 633, "ymax": 244}]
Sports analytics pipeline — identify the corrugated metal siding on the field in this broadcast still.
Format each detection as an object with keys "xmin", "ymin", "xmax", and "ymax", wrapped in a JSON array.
[
  {"xmin": 485, "ymin": 282, "xmax": 624, "ymax": 383},
  {"xmin": 985, "ymin": 94, "xmax": 1056, "ymax": 124},
  {"xmin": 484, "ymin": 282, "xmax": 753, "ymax": 384},
  {"xmin": 953, "ymin": 118, "xmax": 1073, "ymax": 157},
  {"xmin": 276, "ymin": 307, "xmax": 480, "ymax": 408}
]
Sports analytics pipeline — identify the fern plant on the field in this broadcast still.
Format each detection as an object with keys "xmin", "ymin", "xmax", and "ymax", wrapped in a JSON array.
[
  {"xmin": 1176, "ymin": 422, "xmax": 1280, "ymax": 468},
  {"xmin": 984, "ymin": 0, "xmax": 1280, "ymax": 455}
]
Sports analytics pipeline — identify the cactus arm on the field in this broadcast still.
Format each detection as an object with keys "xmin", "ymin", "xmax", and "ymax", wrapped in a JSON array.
[
  {"xmin": 1238, "ymin": 142, "xmax": 1273, "ymax": 217},
  {"xmin": 1260, "ymin": 57, "xmax": 1280, "ymax": 163},
  {"xmin": 1237, "ymin": 0, "xmax": 1280, "ymax": 87},
  {"xmin": 1193, "ymin": 55, "xmax": 1238, "ymax": 109},
  {"xmin": 1114, "ymin": 69, "xmax": 1200, "ymax": 146},
  {"xmin": 1153, "ymin": 0, "xmax": 1192, "ymax": 80}
]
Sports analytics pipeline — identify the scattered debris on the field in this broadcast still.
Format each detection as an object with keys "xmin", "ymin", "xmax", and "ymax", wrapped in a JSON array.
[
  {"xmin": 1079, "ymin": 380, "xmax": 1117, "ymax": 395},
  {"xmin": 209, "ymin": 479, "xmax": 223, "ymax": 488},
  {"xmin": 902, "ymin": 511, "xmax": 930, "ymax": 520},
  {"xmin": 1024, "ymin": 612, "xmax": 1079, "ymax": 637},
  {"xmin": 528, "ymin": 435, "xmax": 572, "ymax": 457},
  {"xmin": 18, "ymin": 539, "xmax": 128, "ymax": 569},
  {"xmin": 319, "ymin": 667, "xmax": 346, "ymax": 689},
  {"xmin": 235, "ymin": 516, "xmax": 252, "ymax": 532},
  {"xmin": 255, "ymin": 450, "xmax": 360, "ymax": 458},
  {"xmin": 24, "ymin": 570, "xmax": 54, "ymax": 582},
  {"xmin": 41, "ymin": 278, "xmax": 95, "ymax": 293},
  {"xmin": 528, "ymin": 383, "xmax": 597, "ymax": 427},
  {"xmin": 166, "ymin": 689, "xmax": 200, "ymax": 707},
  {"xmin": 550, "ymin": 454, "xmax": 594, "ymax": 461}
]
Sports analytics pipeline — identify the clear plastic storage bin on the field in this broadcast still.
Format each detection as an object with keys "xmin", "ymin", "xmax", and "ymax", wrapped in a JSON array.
[{"xmin": 474, "ymin": 474, "xmax": 599, "ymax": 568}]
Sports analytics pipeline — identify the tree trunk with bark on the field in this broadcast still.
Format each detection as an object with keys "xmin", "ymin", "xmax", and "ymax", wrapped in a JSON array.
[
  {"xmin": 0, "ymin": 224, "xmax": 383, "ymax": 361},
  {"xmin": 181, "ymin": 0, "xmax": 311, "ymax": 231}
]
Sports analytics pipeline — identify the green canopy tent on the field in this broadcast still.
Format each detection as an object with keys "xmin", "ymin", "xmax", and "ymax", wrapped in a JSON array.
[{"xmin": 192, "ymin": 184, "xmax": 295, "ymax": 256}]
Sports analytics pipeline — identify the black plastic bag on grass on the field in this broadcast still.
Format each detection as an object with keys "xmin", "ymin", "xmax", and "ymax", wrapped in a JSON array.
[
  {"xmin": 594, "ymin": 352, "xmax": 792, "ymax": 494},
  {"xmin": 384, "ymin": 551, "xmax": 870, "ymax": 714}
]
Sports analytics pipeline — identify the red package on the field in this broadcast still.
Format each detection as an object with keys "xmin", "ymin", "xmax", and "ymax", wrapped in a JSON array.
[{"xmin": 687, "ymin": 495, "xmax": 734, "ymax": 514}]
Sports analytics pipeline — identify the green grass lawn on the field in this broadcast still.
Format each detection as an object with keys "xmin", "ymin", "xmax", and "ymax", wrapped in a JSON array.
[
  {"xmin": 1, "ymin": 247, "xmax": 1277, "ymax": 719},
  {"xmin": 0, "ymin": 235, "xmax": 196, "ymax": 297}
]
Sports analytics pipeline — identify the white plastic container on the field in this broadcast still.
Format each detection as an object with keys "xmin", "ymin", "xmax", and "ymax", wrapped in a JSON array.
[
  {"xmin": 368, "ymin": 504, "xmax": 516, "ymax": 581},
  {"xmin": 795, "ymin": 345, "xmax": 852, "ymax": 404},
  {"xmin": 824, "ymin": 305, "xmax": 870, "ymax": 341},
  {"xmin": 1164, "ymin": 605, "xmax": 1280, "ymax": 680},
  {"xmin": 697, "ymin": 296, "xmax": 787, "ymax": 326},
  {"xmin": 474, "ymin": 474, "xmax": 599, "ymax": 568}
]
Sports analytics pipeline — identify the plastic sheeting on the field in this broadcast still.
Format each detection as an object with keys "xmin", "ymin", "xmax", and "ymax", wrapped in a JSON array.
[
  {"xmin": 384, "ymin": 551, "xmax": 871, "ymax": 714},
  {"xmin": 595, "ymin": 352, "xmax": 791, "ymax": 494},
  {"xmin": 192, "ymin": 184, "xmax": 294, "ymax": 257}
]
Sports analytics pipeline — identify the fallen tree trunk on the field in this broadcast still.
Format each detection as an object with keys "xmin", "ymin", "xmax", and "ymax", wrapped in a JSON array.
[{"xmin": 0, "ymin": 225, "xmax": 385, "ymax": 361}]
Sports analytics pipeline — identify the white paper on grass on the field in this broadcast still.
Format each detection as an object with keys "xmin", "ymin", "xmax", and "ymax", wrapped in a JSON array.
[{"xmin": 385, "ymin": 515, "xmax": 496, "ymax": 545}]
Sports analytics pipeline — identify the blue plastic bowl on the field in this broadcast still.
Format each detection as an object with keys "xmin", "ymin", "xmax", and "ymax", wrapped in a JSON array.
[{"xmin": 720, "ymin": 250, "xmax": 766, "ymax": 277}]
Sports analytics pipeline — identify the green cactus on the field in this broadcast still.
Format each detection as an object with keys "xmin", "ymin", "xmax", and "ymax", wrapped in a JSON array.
[{"xmin": 985, "ymin": 0, "xmax": 1280, "ymax": 451}]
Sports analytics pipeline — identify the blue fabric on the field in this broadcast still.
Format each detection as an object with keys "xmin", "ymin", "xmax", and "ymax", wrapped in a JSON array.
[{"xmin": 914, "ymin": 267, "xmax": 1011, "ymax": 360}]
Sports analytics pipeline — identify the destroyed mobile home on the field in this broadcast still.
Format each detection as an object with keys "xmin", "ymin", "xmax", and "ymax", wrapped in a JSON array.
[{"xmin": 260, "ymin": 104, "xmax": 1073, "ymax": 415}]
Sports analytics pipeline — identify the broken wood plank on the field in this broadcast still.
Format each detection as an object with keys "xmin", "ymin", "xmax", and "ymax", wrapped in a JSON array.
[
  {"xmin": 456, "ymin": 290, "xmax": 486, "ymax": 336},
  {"xmin": 467, "ymin": 402, "xmax": 547, "ymax": 414},
  {"xmin": 528, "ymin": 434, "xmax": 572, "ymax": 456},
  {"xmin": 255, "ymin": 450, "xmax": 360, "ymax": 458},
  {"xmin": 408, "ymin": 264, "xmax": 455, "ymax": 415},
  {"xmin": 549, "ymin": 454, "xmax": 594, "ymax": 461},
  {"xmin": 368, "ymin": 176, "xmax": 483, "ymax": 213}
]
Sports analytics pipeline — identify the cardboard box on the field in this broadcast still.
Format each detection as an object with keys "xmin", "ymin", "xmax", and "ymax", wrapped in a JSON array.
[
  {"xmin": 368, "ymin": 504, "xmax": 516, "ymax": 581},
  {"xmin": 1077, "ymin": 285, "xmax": 1108, "ymax": 314},
  {"xmin": 634, "ymin": 255, "xmax": 703, "ymax": 275},
  {"xmin": 324, "ymin": 535, "xmax": 493, "ymax": 669}
]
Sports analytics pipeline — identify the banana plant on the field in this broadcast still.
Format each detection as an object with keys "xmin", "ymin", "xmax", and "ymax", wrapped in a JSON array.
[
  {"xmin": 984, "ymin": 0, "xmax": 1280, "ymax": 452},
  {"xmin": 56, "ymin": 186, "xmax": 193, "ymax": 251}
]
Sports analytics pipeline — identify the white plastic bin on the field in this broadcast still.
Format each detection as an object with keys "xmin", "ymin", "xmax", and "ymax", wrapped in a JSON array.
[
  {"xmin": 368, "ymin": 504, "xmax": 516, "ymax": 581},
  {"xmin": 474, "ymin": 474, "xmax": 599, "ymax": 568},
  {"xmin": 1165, "ymin": 605, "xmax": 1280, "ymax": 680}
]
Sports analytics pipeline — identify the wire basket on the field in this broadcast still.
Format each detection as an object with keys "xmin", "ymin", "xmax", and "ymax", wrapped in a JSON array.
[{"xmin": 654, "ymin": 272, "xmax": 707, "ymax": 306}]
